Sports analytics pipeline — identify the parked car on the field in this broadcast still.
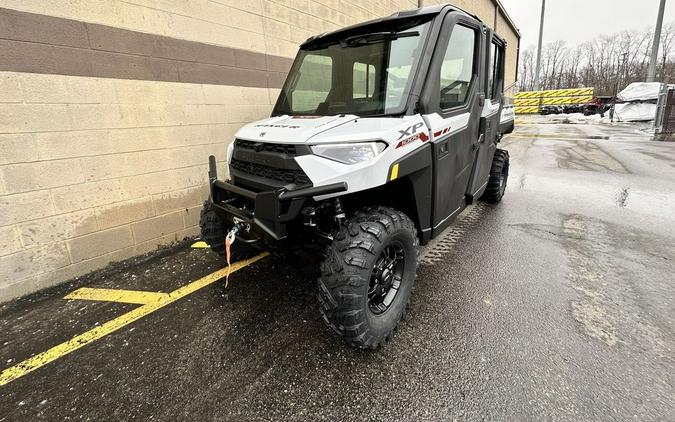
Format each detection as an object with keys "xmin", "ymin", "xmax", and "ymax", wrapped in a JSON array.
[
  {"xmin": 562, "ymin": 104, "xmax": 583, "ymax": 114},
  {"xmin": 582, "ymin": 97, "xmax": 603, "ymax": 115},
  {"xmin": 539, "ymin": 105, "xmax": 563, "ymax": 115},
  {"xmin": 582, "ymin": 96, "xmax": 613, "ymax": 116}
]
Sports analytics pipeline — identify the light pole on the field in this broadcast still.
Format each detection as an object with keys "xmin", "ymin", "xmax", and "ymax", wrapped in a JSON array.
[
  {"xmin": 533, "ymin": 0, "xmax": 546, "ymax": 91},
  {"xmin": 619, "ymin": 52, "xmax": 628, "ymax": 90},
  {"xmin": 612, "ymin": 52, "xmax": 628, "ymax": 123},
  {"xmin": 646, "ymin": 0, "xmax": 666, "ymax": 82}
]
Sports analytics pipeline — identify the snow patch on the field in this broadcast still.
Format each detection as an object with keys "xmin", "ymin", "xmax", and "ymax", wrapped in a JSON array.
[
  {"xmin": 614, "ymin": 103, "xmax": 656, "ymax": 122},
  {"xmin": 617, "ymin": 82, "xmax": 663, "ymax": 102}
]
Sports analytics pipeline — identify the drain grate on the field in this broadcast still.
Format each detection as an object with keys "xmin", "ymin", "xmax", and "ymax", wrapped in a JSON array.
[{"xmin": 419, "ymin": 203, "xmax": 488, "ymax": 265}]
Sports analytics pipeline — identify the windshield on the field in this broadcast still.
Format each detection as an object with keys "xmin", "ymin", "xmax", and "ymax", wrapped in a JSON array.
[{"xmin": 273, "ymin": 18, "xmax": 432, "ymax": 117}]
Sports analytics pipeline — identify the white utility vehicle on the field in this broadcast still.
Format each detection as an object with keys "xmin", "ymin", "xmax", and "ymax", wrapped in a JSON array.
[{"xmin": 200, "ymin": 4, "xmax": 512, "ymax": 348}]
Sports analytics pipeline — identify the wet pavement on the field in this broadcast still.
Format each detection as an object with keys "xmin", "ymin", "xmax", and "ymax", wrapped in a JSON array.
[{"xmin": 1, "ymin": 117, "xmax": 674, "ymax": 421}]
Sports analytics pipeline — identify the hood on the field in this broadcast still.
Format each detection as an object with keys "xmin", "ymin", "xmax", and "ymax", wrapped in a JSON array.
[
  {"xmin": 235, "ymin": 115, "xmax": 419, "ymax": 146},
  {"xmin": 235, "ymin": 115, "xmax": 360, "ymax": 144}
]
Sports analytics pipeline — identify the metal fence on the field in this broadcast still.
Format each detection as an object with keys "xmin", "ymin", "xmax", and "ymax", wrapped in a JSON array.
[{"xmin": 655, "ymin": 84, "xmax": 675, "ymax": 135}]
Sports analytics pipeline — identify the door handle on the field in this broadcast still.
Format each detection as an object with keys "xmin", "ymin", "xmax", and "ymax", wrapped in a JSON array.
[
  {"xmin": 478, "ymin": 93, "xmax": 485, "ymax": 107},
  {"xmin": 439, "ymin": 141, "xmax": 449, "ymax": 156},
  {"xmin": 472, "ymin": 135, "xmax": 484, "ymax": 151}
]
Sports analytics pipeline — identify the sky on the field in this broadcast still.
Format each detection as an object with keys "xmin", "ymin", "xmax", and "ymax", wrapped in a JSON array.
[{"xmin": 500, "ymin": 0, "xmax": 675, "ymax": 50}]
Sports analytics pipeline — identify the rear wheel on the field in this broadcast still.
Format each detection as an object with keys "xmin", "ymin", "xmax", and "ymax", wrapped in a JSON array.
[
  {"xmin": 198, "ymin": 201, "xmax": 257, "ymax": 260},
  {"xmin": 481, "ymin": 149, "xmax": 509, "ymax": 203},
  {"xmin": 317, "ymin": 206, "xmax": 419, "ymax": 349}
]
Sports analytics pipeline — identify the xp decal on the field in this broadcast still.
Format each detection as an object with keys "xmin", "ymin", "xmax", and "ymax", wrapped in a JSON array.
[{"xmin": 395, "ymin": 122, "xmax": 429, "ymax": 148}]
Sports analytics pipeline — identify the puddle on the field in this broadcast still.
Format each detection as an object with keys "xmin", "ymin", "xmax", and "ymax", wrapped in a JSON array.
[
  {"xmin": 510, "ymin": 216, "xmax": 675, "ymax": 356},
  {"xmin": 555, "ymin": 139, "xmax": 630, "ymax": 173}
]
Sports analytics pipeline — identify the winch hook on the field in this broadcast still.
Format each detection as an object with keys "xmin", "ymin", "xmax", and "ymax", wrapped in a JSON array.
[{"xmin": 224, "ymin": 222, "xmax": 246, "ymax": 287}]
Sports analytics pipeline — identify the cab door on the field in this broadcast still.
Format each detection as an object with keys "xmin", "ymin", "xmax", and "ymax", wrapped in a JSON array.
[
  {"xmin": 419, "ymin": 13, "xmax": 485, "ymax": 237},
  {"xmin": 466, "ymin": 31, "xmax": 505, "ymax": 200}
]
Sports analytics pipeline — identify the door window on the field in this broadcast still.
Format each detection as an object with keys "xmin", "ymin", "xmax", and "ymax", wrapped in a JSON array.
[
  {"xmin": 353, "ymin": 62, "xmax": 376, "ymax": 99},
  {"xmin": 439, "ymin": 25, "xmax": 476, "ymax": 109},
  {"xmin": 488, "ymin": 40, "xmax": 504, "ymax": 100}
]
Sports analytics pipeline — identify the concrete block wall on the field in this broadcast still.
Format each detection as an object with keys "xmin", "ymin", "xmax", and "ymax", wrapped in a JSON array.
[
  {"xmin": 0, "ymin": 0, "xmax": 417, "ymax": 302},
  {"xmin": 0, "ymin": 0, "xmax": 519, "ymax": 302}
]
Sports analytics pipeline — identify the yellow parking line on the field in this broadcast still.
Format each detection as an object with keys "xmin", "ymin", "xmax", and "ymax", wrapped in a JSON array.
[
  {"xmin": 0, "ymin": 252, "xmax": 269, "ymax": 387},
  {"xmin": 65, "ymin": 287, "xmax": 171, "ymax": 305}
]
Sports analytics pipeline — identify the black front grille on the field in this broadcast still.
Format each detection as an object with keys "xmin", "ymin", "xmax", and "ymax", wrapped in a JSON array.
[
  {"xmin": 231, "ymin": 158, "xmax": 311, "ymax": 186},
  {"xmin": 235, "ymin": 139, "xmax": 297, "ymax": 156}
]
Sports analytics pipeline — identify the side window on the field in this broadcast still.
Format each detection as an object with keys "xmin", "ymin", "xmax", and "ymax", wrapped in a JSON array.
[
  {"xmin": 353, "ymin": 62, "xmax": 376, "ymax": 99},
  {"xmin": 440, "ymin": 25, "xmax": 476, "ymax": 109},
  {"xmin": 488, "ymin": 40, "xmax": 504, "ymax": 99},
  {"xmin": 292, "ymin": 55, "xmax": 332, "ymax": 113},
  {"xmin": 487, "ymin": 43, "xmax": 495, "ymax": 99}
]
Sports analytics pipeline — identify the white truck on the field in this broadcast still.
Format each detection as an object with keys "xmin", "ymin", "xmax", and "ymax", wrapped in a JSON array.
[{"xmin": 200, "ymin": 4, "xmax": 511, "ymax": 348}]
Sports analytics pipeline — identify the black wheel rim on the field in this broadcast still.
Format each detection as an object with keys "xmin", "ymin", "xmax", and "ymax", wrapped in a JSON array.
[{"xmin": 368, "ymin": 242, "xmax": 405, "ymax": 315}]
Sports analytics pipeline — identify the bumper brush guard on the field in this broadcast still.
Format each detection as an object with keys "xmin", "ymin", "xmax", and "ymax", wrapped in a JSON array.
[{"xmin": 207, "ymin": 155, "xmax": 347, "ymax": 242}]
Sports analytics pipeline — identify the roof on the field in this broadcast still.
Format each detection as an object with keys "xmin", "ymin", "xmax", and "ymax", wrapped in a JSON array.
[
  {"xmin": 301, "ymin": 4, "xmax": 475, "ymax": 49},
  {"xmin": 302, "ymin": 3, "xmax": 520, "ymax": 50}
]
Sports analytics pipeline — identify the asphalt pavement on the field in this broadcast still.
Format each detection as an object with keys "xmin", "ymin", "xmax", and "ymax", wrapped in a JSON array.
[{"xmin": 1, "ymin": 117, "xmax": 674, "ymax": 421}]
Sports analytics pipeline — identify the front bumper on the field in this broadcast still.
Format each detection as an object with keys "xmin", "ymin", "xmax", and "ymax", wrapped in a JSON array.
[{"xmin": 207, "ymin": 155, "xmax": 347, "ymax": 242}]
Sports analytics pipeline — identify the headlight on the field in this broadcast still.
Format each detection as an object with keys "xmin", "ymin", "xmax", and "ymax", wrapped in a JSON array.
[
  {"xmin": 310, "ymin": 142, "xmax": 387, "ymax": 164},
  {"xmin": 226, "ymin": 142, "xmax": 235, "ymax": 163}
]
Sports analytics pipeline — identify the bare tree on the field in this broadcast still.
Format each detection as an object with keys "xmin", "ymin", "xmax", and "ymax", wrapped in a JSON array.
[
  {"xmin": 518, "ymin": 49, "xmax": 535, "ymax": 91},
  {"xmin": 660, "ymin": 23, "xmax": 675, "ymax": 81},
  {"xmin": 517, "ymin": 21, "xmax": 675, "ymax": 94}
]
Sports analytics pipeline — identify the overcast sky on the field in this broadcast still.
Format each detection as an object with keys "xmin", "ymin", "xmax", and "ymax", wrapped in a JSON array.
[{"xmin": 500, "ymin": 0, "xmax": 675, "ymax": 50}]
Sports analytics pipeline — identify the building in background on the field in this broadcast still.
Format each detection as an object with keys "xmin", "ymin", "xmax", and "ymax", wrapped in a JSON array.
[{"xmin": 0, "ymin": 0, "xmax": 520, "ymax": 301}]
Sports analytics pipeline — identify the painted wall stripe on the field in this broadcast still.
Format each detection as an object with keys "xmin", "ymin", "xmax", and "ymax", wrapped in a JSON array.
[
  {"xmin": 0, "ymin": 7, "xmax": 292, "ymax": 88},
  {"xmin": 0, "ymin": 252, "xmax": 269, "ymax": 387}
]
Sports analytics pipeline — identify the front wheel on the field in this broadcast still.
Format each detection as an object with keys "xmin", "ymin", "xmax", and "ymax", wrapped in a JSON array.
[{"xmin": 317, "ymin": 206, "xmax": 419, "ymax": 349}]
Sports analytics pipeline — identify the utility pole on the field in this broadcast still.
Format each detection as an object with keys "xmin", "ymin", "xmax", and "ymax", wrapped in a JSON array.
[
  {"xmin": 619, "ymin": 52, "xmax": 628, "ymax": 90},
  {"xmin": 646, "ymin": 0, "xmax": 666, "ymax": 82},
  {"xmin": 533, "ymin": 0, "xmax": 546, "ymax": 91},
  {"xmin": 623, "ymin": 52, "xmax": 629, "ymax": 87}
]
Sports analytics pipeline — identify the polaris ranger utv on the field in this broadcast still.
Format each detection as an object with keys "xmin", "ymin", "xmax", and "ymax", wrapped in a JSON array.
[{"xmin": 200, "ymin": 4, "xmax": 510, "ymax": 348}]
